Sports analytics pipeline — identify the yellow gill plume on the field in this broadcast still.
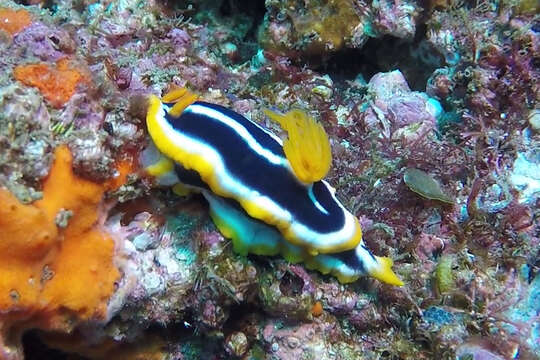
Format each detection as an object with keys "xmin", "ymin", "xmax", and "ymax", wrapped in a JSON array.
[{"xmin": 264, "ymin": 108, "xmax": 332, "ymax": 183}]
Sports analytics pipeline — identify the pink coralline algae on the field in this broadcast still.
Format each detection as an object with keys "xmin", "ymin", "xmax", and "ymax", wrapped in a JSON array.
[
  {"xmin": 0, "ymin": 0, "xmax": 538, "ymax": 359},
  {"xmin": 318, "ymin": 282, "xmax": 359, "ymax": 315},
  {"xmin": 0, "ymin": 83, "xmax": 53, "ymax": 203},
  {"xmin": 414, "ymin": 233, "xmax": 448, "ymax": 261},
  {"xmin": 12, "ymin": 22, "xmax": 75, "ymax": 62},
  {"xmin": 261, "ymin": 317, "xmax": 364, "ymax": 359},
  {"xmin": 167, "ymin": 28, "xmax": 192, "ymax": 51},
  {"xmin": 59, "ymin": 93, "xmax": 105, "ymax": 131},
  {"xmin": 362, "ymin": 70, "xmax": 441, "ymax": 142},
  {"xmin": 258, "ymin": 0, "xmax": 421, "ymax": 58},
  {"xmin": 426, "ymin": 68, "xmax": 454, "ymax": 99},
  {"xmin": 371, "ymin": 0, "xmax": 420, "ymax": 38}
]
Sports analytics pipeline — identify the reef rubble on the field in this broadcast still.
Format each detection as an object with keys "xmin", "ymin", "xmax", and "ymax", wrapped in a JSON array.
[{"xmin": 0, "ymin": 0, "xmax": 538, "ymax": 359}]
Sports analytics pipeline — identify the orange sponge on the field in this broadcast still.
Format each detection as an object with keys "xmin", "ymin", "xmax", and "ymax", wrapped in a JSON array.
[
  {"xmin": 0, "ymin": 190, "xmax": 58, "ymax": 310},
  {"xmin": 0, "ymin": 145, "xmax": 122, "ymax": 329},
  {"xmin": 0, "ymin": 8, "xmax": 32, "ymax": 36},
  {"xmin": 13, "ymin": 59, "xmax": 86, "ymax": 108}
]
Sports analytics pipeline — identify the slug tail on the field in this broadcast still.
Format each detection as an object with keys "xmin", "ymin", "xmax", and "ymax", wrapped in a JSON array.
[{"xmin": 370, "ymin": 256, "xmax": 404, "ymax": 286}]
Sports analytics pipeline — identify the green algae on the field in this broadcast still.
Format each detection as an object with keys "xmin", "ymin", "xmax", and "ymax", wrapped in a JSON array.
[
  {"xmin": 180, "ymin": 336, "xmax": 222, "ymax": 360},
  {"xmin": 404, "ymin": 168, "xmax": 454, "ymax": 204},
  {"xmin": 514, "ymin": 0, "xmax": 539, "ymax": 14},
  {"xmin": 166, "ymin": 213, "xmax": 200, "ymax": 240},
  {"xmin": 435, "ymin": 255, "xmax": 455, "ymax": 294},
  {"xmin": 246, "ymin": 344, "xmax": 266, "ymax": 360}
]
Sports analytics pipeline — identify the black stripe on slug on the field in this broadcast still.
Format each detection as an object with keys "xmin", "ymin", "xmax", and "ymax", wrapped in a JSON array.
[{"xmin": 164, "ymin": 101, "xmax": 346, "ymax": 235}]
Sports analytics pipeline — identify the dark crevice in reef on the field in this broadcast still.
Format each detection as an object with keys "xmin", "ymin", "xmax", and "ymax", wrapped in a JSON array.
[
  {"xmin": 14, "ymin": 0, "xmax": 53, "ymax": 6},
  {"xmin": 23, "ymin": 330, "xmax": 86, "ymax": 360},
  {"xmin": 315, "ymin": 24, "xmax": 445, "ymax": 91},
  {"xmin": 218, "ymin": 0, "xmax": 266, "ymax": 63},
  {"xmin": 175, "ymin": 0, "xmax": 266, "ymax": 63},
  {"xmin": 222, "ymin": 303, "xmax": 262, "ymax": 333},
  {"xmin": 278, "ymin": 270, "xmax": 305, "ymax": 297},
  {"xmin": 22, "ymin": 320, "xmax": 200, "ymax": 360},
  {"xmin": 218, "ymin": 0, "xmax": 266, "ymax": 42}
]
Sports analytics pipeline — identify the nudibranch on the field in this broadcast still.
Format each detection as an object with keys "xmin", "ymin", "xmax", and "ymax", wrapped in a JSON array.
[{"xmin": 143, "ymin": 88, "xmax": 403, "ymax": 286}]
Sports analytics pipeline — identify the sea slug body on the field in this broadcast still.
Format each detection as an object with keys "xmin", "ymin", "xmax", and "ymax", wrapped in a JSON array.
[{"xmin": 144, "ymin": 88, "xmax": 403, "ymax": 286}]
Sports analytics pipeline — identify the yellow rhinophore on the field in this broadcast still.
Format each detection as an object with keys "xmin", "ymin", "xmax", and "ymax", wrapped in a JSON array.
[
  {"xmin": 163, "ymin": 87, "xmax": 199, "ymax": 117},
  {"xmin": 264, "ymin": 109, "xmax": 332, "ymax": 183}
]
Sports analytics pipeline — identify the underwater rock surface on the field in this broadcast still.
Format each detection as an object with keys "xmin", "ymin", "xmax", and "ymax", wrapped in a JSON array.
[{"xmin": 0, "ymin": 0, "xmax": 538, "ymax": 359}]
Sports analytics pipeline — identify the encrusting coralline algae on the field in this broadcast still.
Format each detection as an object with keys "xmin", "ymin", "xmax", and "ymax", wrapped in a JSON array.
[{"xmin": 0, "ymin": 0, "xmax": 538, "ymax": 359}]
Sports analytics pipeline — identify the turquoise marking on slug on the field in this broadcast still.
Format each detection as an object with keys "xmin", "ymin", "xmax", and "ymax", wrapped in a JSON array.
[{"xmin": 144, "ymin": 89, "xmax": 404, "ymax": 286}]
